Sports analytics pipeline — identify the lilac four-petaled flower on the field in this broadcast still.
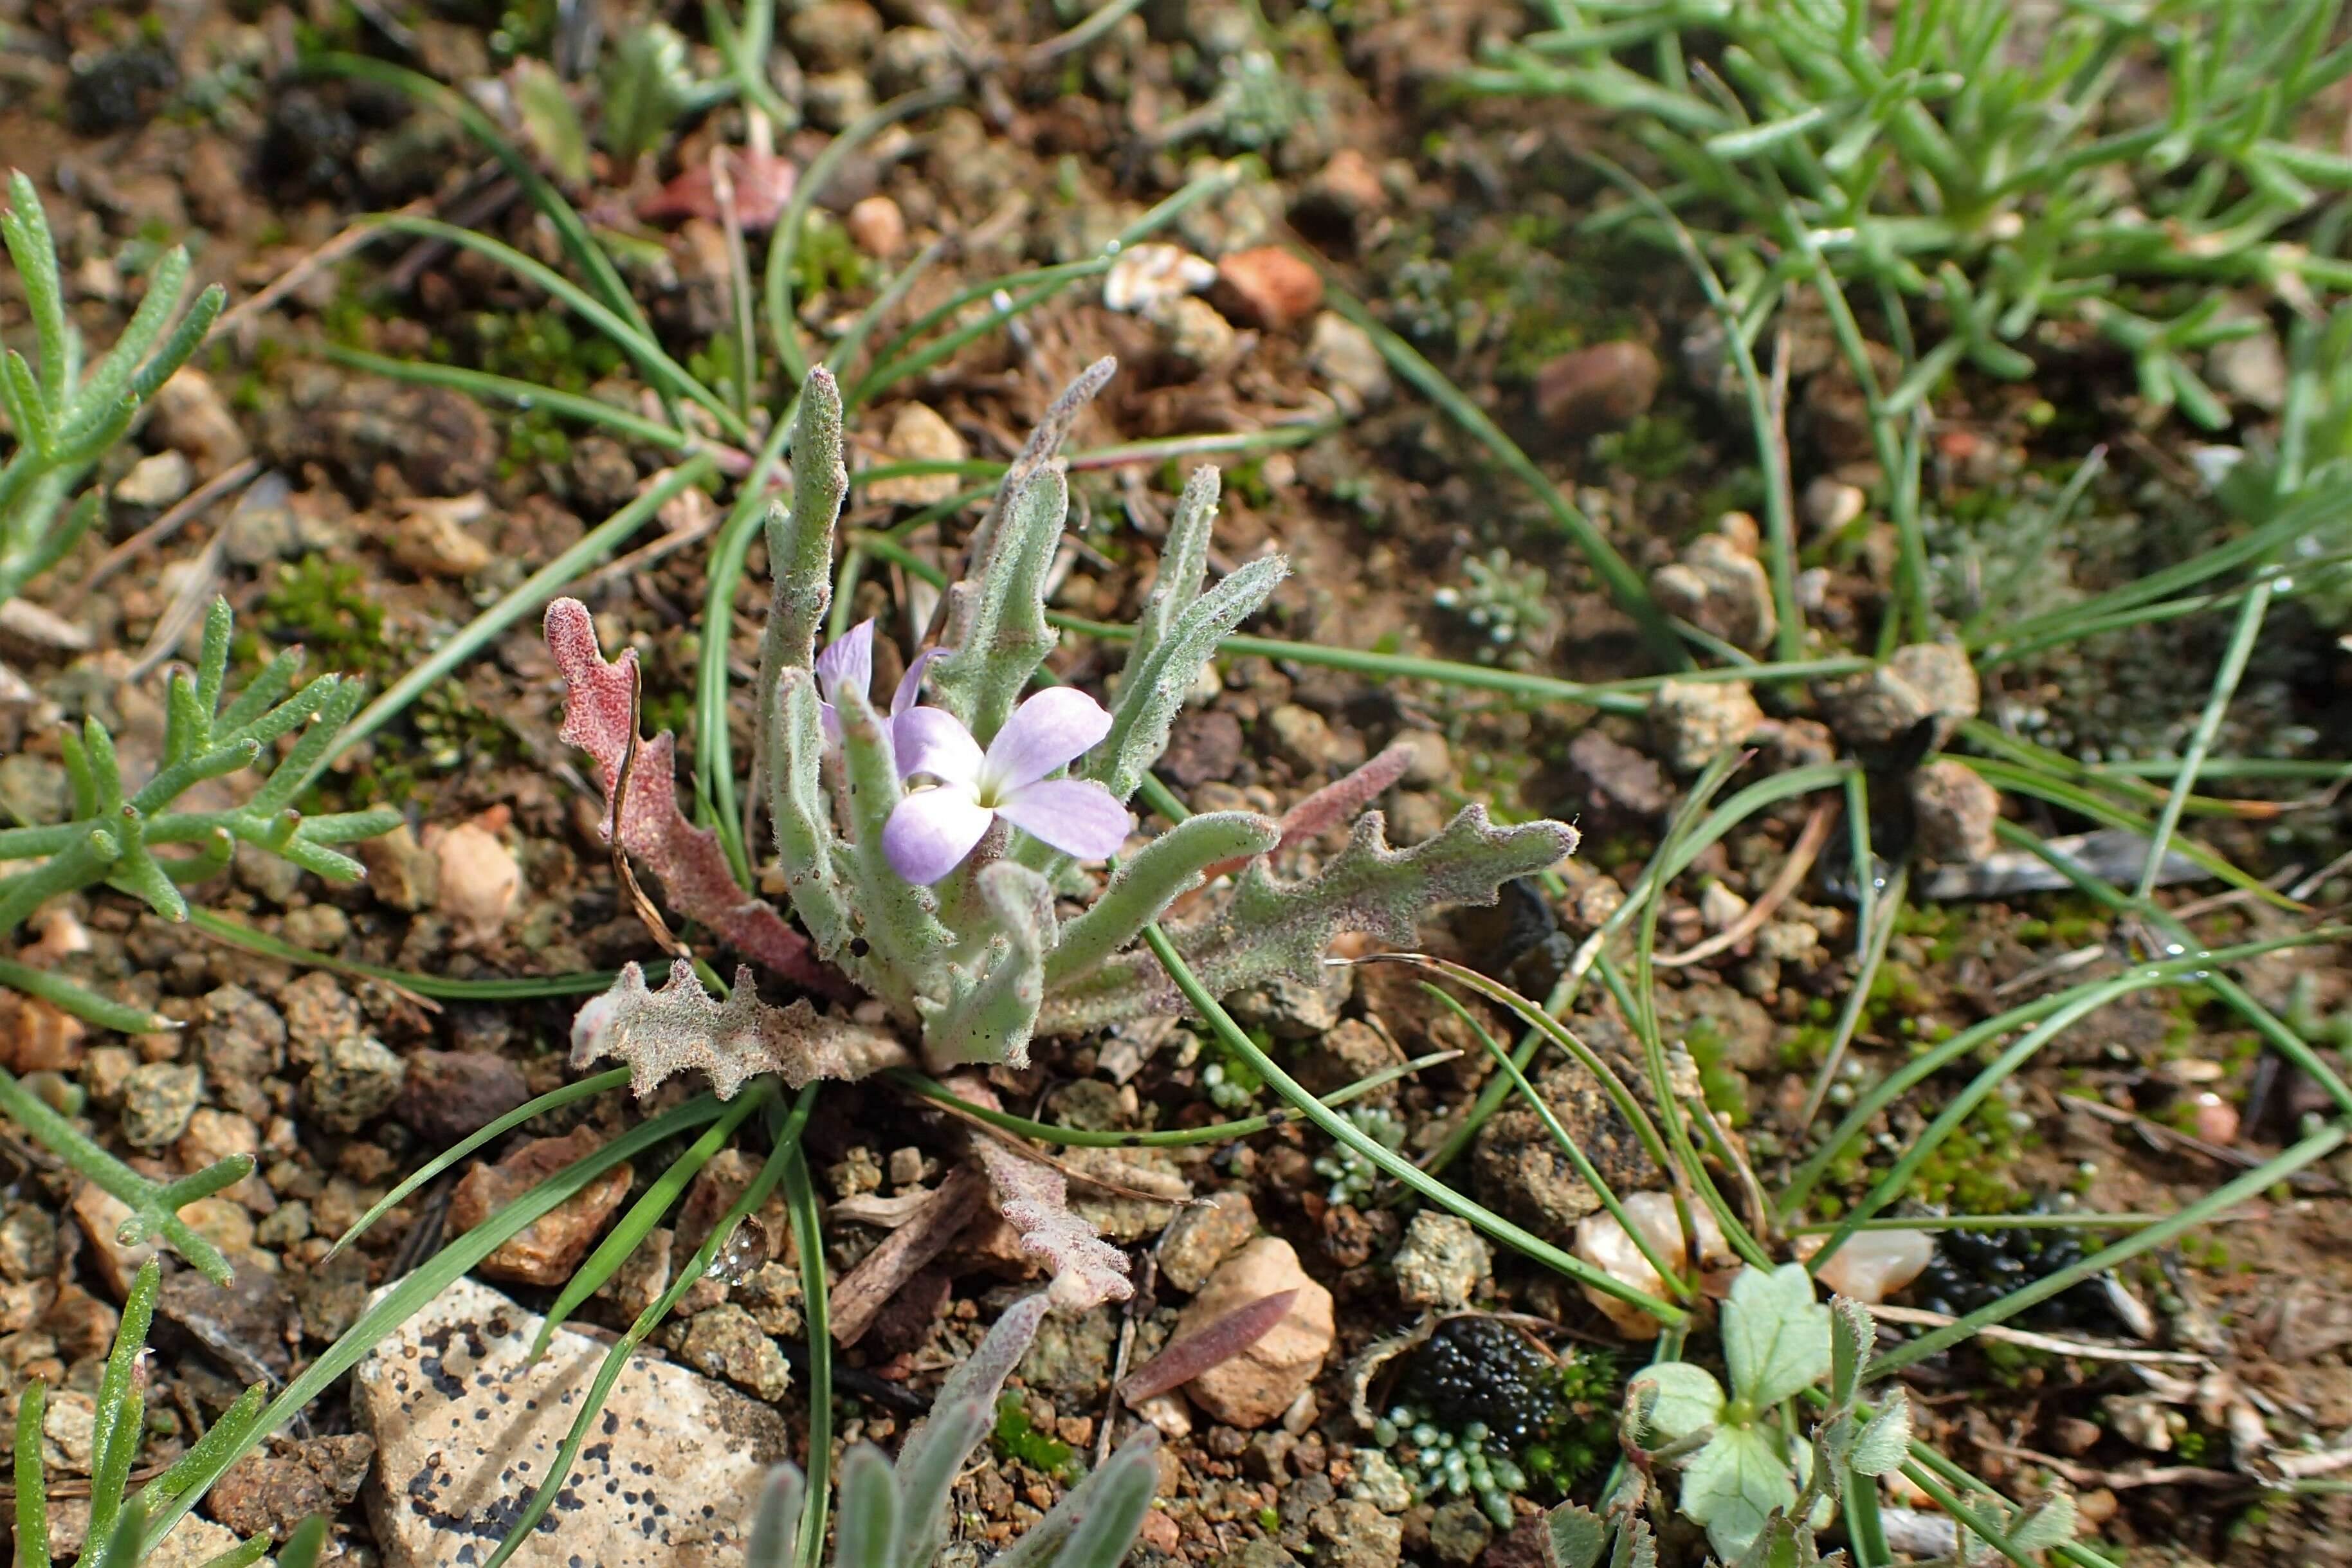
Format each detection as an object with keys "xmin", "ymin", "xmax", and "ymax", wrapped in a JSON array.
[{"xmin": 883, "ymin": 688, "xmax": 1132, "ymax": 884}]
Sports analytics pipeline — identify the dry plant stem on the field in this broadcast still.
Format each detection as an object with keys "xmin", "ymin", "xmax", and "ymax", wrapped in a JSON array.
[
  {"xmin": 828, "ymin": 1165, "xmax": 987, "ymax": 1345},
  {"xmin": 1655, "ymin": 798, "xmax": 1836, "ymax": 967},
  {"xmin": 80, "ymin": 457, "xmax": 258, "ymax": 590}
]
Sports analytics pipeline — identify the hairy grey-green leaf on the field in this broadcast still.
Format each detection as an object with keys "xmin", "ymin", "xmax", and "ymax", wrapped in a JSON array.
[
  {"xmin": 963, "ymin": 356, "xmax": 1114, "ymax": 578},
  {"xmin": 918, "ymin": 861, "xmax": 1055, "ymax": 1068},
  {"xmin": 897, "ymin": 1293, "xmax": 1050, "ymax": 1499},
  {"xmin": 1828, "ymin": 1295, "xmax": 1873, "ymax": 1405},
  {"xmin": 768, "ymin": 666, "xmax": 855, "ymax": 962},
  {"xmin": 891, "ymin": 1396, "xmax": 992, "ymax": 1568},
  {"xmin": 933, "ymin": 466, "xmax": 1066, "ymax": 744},
  {"xmin": 834, "ymin": 1445, "xmax": 902, "ymax": 1568},
  {"xmin": 834, "ymin": 682, "xmax": 951, "ymax": 1016},
  {"xmin": 763, "ymin": 368, "xmax": 848, "ymax": 676},
  {"xmin": 600, "ymin": 22, "xmax": 696, "ymax": 163},
  {"xmin": 1848, "ymin": 1391, "xmax": 1910, "ymax": 1477},
  {"xmin": 1082, "ymin": 552, "xmax": 1287, "ymax": 808},
  {"xmin": 1043, "ymin": 811, "xmax": 1280, "ymax": 990},
  {"xmin": 745, "ymin": 1464, "xmax": 803, "ymax": 1568},
  {"xmin": 1124, "ymin": 465, "xmax": 1220, "ymax": 679},
  {"xmin": 1038, "ymin": 806, "xmax": 1579, "ymax": 1033},
  {"xmin": 1542, "ymin": 1502, "xmax": 1609, "ymax": 1568},
  {"xmin": 992, "ymin": 1430, "xmax": 1160, "ymax": 1568}
]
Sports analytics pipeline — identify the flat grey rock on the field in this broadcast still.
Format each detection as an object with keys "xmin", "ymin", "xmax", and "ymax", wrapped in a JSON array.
[{"xmin": 352, "ymin": 1277, "xmax": 792, "ymax": 1568}]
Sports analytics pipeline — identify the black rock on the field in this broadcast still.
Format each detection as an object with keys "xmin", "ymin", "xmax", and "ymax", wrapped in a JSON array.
[{"xmin": 66, "ymin": 46, "xmax": 179, "ymax": 135}]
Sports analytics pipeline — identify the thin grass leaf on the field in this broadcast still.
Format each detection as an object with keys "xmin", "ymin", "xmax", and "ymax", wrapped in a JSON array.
[
  {"xmin": 1320, "ymin": 285, "xmax": 1685, "ymax": 668},
  {"xmin": 1140, "ymin": 923, "xmax": 1684, "ymax": 1323},
  {"xmin": 322, "ymin": 457, "xmax": 714, "ymax": 780},
  {"xmin": 134, "ymin": 1095, "xmax": 727, "ymax": 1546}
]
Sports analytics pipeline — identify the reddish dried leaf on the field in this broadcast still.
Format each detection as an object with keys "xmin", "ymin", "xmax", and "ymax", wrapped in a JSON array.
[
  {"xmin": 636, "ymin": 147, "xmax": 798, "ymax": 230},
  {"xmin": 1200, "ymin": 740, "xmax": 1417, "ymax": 882},
  {"xmin": 545, "ymin": 598, "xmax": 846, "ymax": 996},
  {"xmin": 974, "ymin": 1143, "xmax": 1133, "ymax": 1311},
  {"xmin": 1117, "ymin": 1288, "xmax": 1298, "ymax": 1404}
]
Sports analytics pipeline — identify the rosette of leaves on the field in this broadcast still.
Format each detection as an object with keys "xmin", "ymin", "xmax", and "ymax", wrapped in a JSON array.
[
  {"xmin": 744, "ymin": 1293, "xmax": 1160, "ymax": 1568},
  {"xmin": 1, "ymin": 172, "xmax": 223, "ymax": 605},
  {"xmin": 554, "ymin": 361, "xmax": 1581, "ymax": 1089},
  {"xmin": 1551, "ymin": 1266, "xmax": 2078, "ymax": 1566}
]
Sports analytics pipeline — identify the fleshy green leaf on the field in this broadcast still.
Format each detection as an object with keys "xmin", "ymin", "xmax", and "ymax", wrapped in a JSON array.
[
  {"xmin": 512, "ymin": 59, "xmax": 592, "ymax": 185},
  {"xmin": 1680, "ymin": 1426, "xmax": 1798, "ymax": 1565},
  {"xmin": 1632, "ymin": 1362, "xmax": 1726, "ymax": 1444},
  {"xmin": 1723, "ymin": 1263, "xmax": 1832, "ymax": 1410}
]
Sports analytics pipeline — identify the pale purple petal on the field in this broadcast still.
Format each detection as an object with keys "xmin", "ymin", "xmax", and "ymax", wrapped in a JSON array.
[
  {"xmin": 893, "ymin": 705, "xmax": 985, "ymax": 787},
  {"xmin": 884, "ymin": 786, "xmax": 995, "ymax": 884},
  {"xmin": 983, "ymin": 688, "xmax": 1115, "ymax": 795},
  {"xmin": 814, "ymin": 619, "xmax": 875, "ymax": 746},
  {"xmin": 815, "ymin": 618, "xmax": 875, "ymax": 706},
  {"xmin": 994, "ymin": 778, "xmax": 1132, "ymax": 862},
  {"xmin": 891, "ymin": 647, "xmax": 942, "ymax": 718}
]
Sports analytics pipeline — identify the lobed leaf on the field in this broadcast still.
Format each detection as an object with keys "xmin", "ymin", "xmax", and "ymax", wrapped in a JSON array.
[
  {"xmin": 545, "ymin": 597, "xmax": 843, "ymax": 994},
  {"xmin": 1680, "ymin": 1427, "xmax": 1799, "ymax": 1565},
  {"xmin": 1632, "ymin": 1362, "xmax": 1727, "ymax": 1445},
  {"xmin": 974, "ymin": 1144, "xmax": 1133, "ymax": 1311},
  {"xmin": 1723, "ymin": 1263, "xmax": 1832, "ymax": 1410},
  {"xmin": 1040, "ymin": 807, "xmax": 1578, "ymax": 1033},
  {"xmin": 570, "ymin": 961, "xmax": 907, "ymax": 1099}
]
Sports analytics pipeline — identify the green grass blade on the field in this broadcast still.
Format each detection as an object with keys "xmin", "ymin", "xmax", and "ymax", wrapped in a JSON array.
[
  {"xmin": 1140, "ymin": 923, "xmax": 1684, "ymax": 1324},
  {"xmin": 529, "ymin": 1083, "xmax": 774, "ymax": 1357},
  {"xmin": 1321, "ymin": 284, "xmax": 1687, "ymax": 669},
  {"xmin": 323, "ymin": 457, "xmax": 715, "ymax": 779},
  {"xmin": 1868, "ymin": 1125, "xmax": 2346, "ymax": 1376},
  {"xmin": 480, "ymin": 1090, "xmax": 803, "ymax": 1568},
  {"xmin": 321, "ymin": 346, "xmax": 697, "ymax": 451},
  {"xmin": 189, "ymin": 909, "xmax": 641, "ymax": 1000},
  {"xmin": 325, "ymin": 1068, "xmax": 632, "ymax": 1259},
  {"xmin": 136, "ymin": 1094, "xmax": 729, "ymax": 1548}
]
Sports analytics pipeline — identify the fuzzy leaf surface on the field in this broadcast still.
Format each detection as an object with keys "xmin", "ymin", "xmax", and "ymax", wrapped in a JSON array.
[
  {"xmin": 1039, "ymin": 806, "xmax": 1578, "ymax": 1033},
  {"xmin": 974, "ymin": 1143, "xmax": 1133, "ymax": 1310},
  {"xmin": 1680, "ymin": 1426, "xmax": 1798, "ymax": 1566},
  {"xmin": 570, "ymin": 961, "xmax": 906, "ymax": 1099}
]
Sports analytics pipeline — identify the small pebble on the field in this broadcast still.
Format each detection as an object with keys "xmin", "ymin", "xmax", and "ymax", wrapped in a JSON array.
[
  {"xmin": 845, "ymin": 194, "xmax": 906, "ymax": 259},
  {"xmin": 1216, "ymin": 246, "xmax": 1323, "ymax": 332}
]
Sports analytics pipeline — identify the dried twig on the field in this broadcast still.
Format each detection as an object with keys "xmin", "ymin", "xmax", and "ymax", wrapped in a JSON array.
[{"xmin": 1658, "ymin": 798, "xmax": 1836, "ymax": 967}]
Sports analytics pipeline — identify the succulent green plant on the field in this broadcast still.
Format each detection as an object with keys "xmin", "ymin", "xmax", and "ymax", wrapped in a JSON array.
[
  {"xmin": 0, "ymin": 597, "xmax": 396, "ymax": 1280},
  {"xmin": 0, "ymin": 171, "xmax": 224, "ymax": 604},
  {"xmin": 556, "ymin": 361, "xmax": 1580, "ymax": 1089},
  {"xmin": 14, "ymin": 1259, "xmax": 331, "ymax": 1568},
  {"xmin": 1468, "ymin": 0, "xmax": 2352, "ymax": 427},
  {"xmin": 744, "ymin": 1293, "xmax": 1159, "ymax": 1568}
]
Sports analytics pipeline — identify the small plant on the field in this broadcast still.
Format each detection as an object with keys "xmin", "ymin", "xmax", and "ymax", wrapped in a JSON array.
[
  {"xmin": 1470, "ymin": 0, "xmax": 2352, "ymax": 426},
  {"xmin": 1433, "ymin": 548, "xmax": 1563, "ymax": 666},
  {"xmin": 1312, "ymin": 1102, "xmax": 1406, "ymax": 1205},
  {"xmin": 0, "ymin": 597, "xmax": 395, "ymax": 1279},
  {"xmin": 558, "ymin": 362, "xmax": 1578, "ymax": 1088},
  {"xmin": 14, "ymin": 1259, "xmax": 330, "ymax": 1568},
  {"xmin": 1376, "ymin": 1318, "xmax": 1618, "ymax": 1522},
  {"xmin": 0, "ymin": 172, "xmax": 223, "ymax": 604},
  {"xmin": 746, "ymin": 1294, "xmax": 1158, "ymax": 1568},
  {"xmin": 1618, "ymin": 1266, "xmax": 1929, "ymax": 1564}
]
